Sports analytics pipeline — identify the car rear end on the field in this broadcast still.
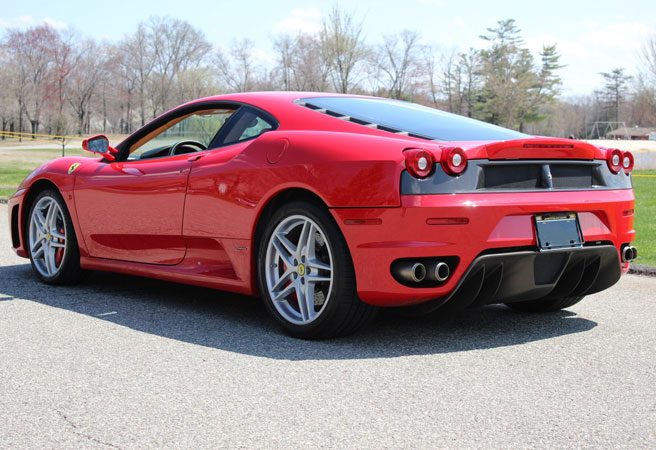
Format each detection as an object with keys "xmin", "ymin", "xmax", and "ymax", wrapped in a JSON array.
[{"xmin": 334, "ymin": 138, "xmax": 636, "ymax": 308}]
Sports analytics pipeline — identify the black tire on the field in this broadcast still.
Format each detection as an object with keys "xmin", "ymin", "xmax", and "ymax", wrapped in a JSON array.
[
  {"xmin": 257, "ymin": 201, "xmax": 377, "ymax": 339},
  {"xmin": 505, "ymin": 296, "xmax": 584, "ymax": 312},
  {"xmin": 27, "ymin": 189, "xmax": 83, "ymax": 285}
]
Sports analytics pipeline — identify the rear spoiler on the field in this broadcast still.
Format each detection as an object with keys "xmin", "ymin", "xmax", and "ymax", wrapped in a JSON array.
[{"xmin": 464, "ymin": 138, "xmax": 605, "ymax": 160}]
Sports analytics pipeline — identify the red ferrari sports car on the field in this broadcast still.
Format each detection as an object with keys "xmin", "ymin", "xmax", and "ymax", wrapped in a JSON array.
[{"xmin": 8, "ymin": 92, "xmax": 637, "ymax": 338}]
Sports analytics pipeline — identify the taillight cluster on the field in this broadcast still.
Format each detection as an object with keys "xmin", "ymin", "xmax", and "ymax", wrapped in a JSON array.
[
  {"xmin": 404, "ymin": 147, "xmax": 468, "ymax": 179},
  {"xmin": 404, "ymin": 149, "xmax": 434, "ymax": 178},
  {"xmin": 441, "ymin": 147, "xmax": 468, "ymax": 175},
  {"xmin": 607, "ymin": 149, "xmax": 634, "ymax": 174}
]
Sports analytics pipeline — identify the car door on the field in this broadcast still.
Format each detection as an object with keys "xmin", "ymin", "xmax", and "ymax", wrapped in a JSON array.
[
  {"xmin": 183, "ymin": 106, "xmax": 277, "ymax": 237},
  {"xmin": 74, "ymin": 105, "xmax": 237, "ymax": 265}
]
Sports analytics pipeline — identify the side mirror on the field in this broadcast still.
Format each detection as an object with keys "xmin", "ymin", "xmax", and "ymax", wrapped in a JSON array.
[{"xmin": 82, "ymin": 134, "xmax": 119, "ymax": 161}]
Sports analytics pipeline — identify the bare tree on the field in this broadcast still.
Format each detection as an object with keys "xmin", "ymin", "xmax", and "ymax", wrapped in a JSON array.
[
  {"xmin": 641, "ymin": 34, "xmax": 656, "ymax": 86},
  {"xmin": 422, "ymin": 45, "xmax": 443, "ymax": 107},
  {"xmin": 215, "ymin": 38, "xmax": 259, "ymax": 92},
  {"xmin": 0, "ymin": 47, "xmax": 22, "ymax": 138},
  {"xmin": 320, "ymin": 6, "xmax": 368, "ymax": 93},
  {"xmin": 108, "ymin": 42, "xmax": 138, "ymax": 133},
  {"xmin": 273, "ymin": 33, "xmax": 330, "ymax": 91},
  {"xmin": 49, "ymin": 30, "xmax": 81, "ymax": 138},
  {"xmin": 120, "ymin": 23, "xmax": 155, "ymax": 127},
  {"xmin": 274, "ymin": 34, "xmax": 295, "ymax": 91},
  {"xmin": 4, "ymin": 25, "xmax": 61, "ymax": 137},
  {"xmin": 424, "ymin": 47, "xmax": 480, "ymax": 116},
  {"xmin": 148, "ymin": 16, "xmax": 211, "ymax": 115},
  {"xmin": 375, "ymin": 30, "xmax": 421, "ymax": 99},
  {"xmin": 67, "ymin": 40, "xmax": 106, "ymax": 135},
  {"xmin": 293, "ymin": 34, "xmax": 331, "ymax": 91}
]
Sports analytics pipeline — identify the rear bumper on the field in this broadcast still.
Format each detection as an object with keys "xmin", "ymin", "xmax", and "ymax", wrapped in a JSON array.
[
  {"xmin": 332, "ymin": 189, "xmax": 635, "ymax": 307},
  {"xmin": 437, "ymin": 245, "xmax": 620, "ymax": 311}
]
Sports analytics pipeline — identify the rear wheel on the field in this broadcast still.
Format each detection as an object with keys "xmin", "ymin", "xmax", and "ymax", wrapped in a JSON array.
[
  {"xmin": 257, "ymin": 201, "xmax": 376, "ymax": 339},
  {"xmin": 27, "ymin": 189, "xmax": 83, "ymax": 285},
  {"xmin": 505, "ymin": 296, "xmax": 584, "ymax": 312}
]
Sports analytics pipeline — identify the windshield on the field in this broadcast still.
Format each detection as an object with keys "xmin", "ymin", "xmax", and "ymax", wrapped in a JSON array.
[{"xmin": 300, "ymin": 97, "xmax": 527, "ymax": 141}]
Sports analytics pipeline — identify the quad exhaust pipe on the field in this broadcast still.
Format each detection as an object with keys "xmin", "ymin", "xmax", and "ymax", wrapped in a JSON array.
[
  {"xmin": 392, "ymin": 260, "xmax": 451, "ymax": 285},
  {"xmin": 622, "ymin": 245, "xmax": 638, "ymax": 262},
  {"xmin": 432, "ymin": 262, "xmax": 450, "ymax": 282},
  {"xmin": 393, "ymin": 262, "xmax": 427, "ymax": 282}
]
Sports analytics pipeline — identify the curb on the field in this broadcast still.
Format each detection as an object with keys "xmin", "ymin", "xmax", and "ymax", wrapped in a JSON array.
[{"xmin": 629, "ymin": 264, "xmax": 656, "ymax": 277}]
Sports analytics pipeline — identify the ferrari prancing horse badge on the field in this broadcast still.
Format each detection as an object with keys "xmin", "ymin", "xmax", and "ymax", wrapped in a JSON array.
[{"xmin": 68, "ymin": 163, "xmax": 81, "ymax": 175}]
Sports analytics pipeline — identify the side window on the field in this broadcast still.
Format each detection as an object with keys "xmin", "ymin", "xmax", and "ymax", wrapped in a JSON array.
[
  {"xmin": 222, "ymin": 109, "xmax": 274, "ymax": 146},
  {"xmin": 128, "ymin": 108, "xmax": 236, "ymax": 160}
]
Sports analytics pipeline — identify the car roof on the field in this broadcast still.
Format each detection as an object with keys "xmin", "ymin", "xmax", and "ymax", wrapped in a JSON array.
[{"xmin": 175, "ymin": 91, "xmax": 416, "ymax": 140}]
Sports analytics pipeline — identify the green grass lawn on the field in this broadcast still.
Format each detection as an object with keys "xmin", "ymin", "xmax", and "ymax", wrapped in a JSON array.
[
  {"xmin": 0, "ymin": 147, "xmax": 85, "ymax": 198},
  {"xmin": 633, "ymin": 171, "xmax": 656, "ymax": 266},
  {"xmin": 0, "ymin": 157, "xmax": 654, "ymax": 266},
  {"xmin": 0, "ymin": 162, "xmax": 38, "ymax": 199}
]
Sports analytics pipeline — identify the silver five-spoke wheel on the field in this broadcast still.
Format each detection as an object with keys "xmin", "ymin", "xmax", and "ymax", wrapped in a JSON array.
[
  {"xmin": 265, "ymin": 215, "xmax": 334, "ymax": 325},
  {"xmin": 29, "ymin": 195, "xmax": 67, "ymax": 278}
]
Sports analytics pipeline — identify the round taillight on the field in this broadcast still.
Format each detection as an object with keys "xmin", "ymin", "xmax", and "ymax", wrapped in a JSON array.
[
  {"xmin": 607, "ymin": 149, "xmax": 622, "ymax": 174},
  {"xmin": 622, "ymin": 151, "xmax": 634, "ymax": 174},
  {"xmin": 404, "ymin": 149, "xmax": 434, "ymax": 178},
  {"xmin": 442, "ymin": 147, "xmax": 467, "ymax": 176}
]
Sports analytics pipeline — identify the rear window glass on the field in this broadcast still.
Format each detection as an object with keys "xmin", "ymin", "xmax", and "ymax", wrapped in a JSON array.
[{"xmin": 300, "ymin": 97, "xmax": 527, "ymax": 141}]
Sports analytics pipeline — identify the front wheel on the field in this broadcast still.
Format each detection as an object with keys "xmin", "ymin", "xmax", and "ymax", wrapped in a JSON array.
[
  {"xmin": 505, "ymin": 296, "xmax": 584, "ymax": 312},
  {"xmin": 27, "ymin": 189, "xmax": 83, "ymax": 285},
  {"xmin": 257, "ymin": 201, "xmax": 376, "ymax": 339}
]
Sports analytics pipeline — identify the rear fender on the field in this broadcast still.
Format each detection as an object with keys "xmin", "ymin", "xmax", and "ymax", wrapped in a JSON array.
[{"xmin": 242, "ymin": 130, "xmax": 430, "ymax": 208}]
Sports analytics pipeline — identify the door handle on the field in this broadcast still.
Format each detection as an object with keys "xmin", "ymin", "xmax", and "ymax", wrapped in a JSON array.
[{"xmin": 187, "ymin": 153, "xmax": 205, "ymax": 162}]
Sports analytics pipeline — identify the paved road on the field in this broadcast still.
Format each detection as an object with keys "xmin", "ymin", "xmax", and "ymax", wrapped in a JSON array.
[{"xmin": 0, "ymin": 204, "xmax": 654, "ymax": 449}]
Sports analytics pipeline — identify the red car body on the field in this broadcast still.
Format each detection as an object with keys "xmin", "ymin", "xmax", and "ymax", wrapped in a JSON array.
[{"xmin": 8, "ymin": 92, "xmax": 635, "ymax": 309}]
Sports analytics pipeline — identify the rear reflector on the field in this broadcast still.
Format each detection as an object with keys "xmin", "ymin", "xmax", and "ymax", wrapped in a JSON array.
[
  {"xmin": 426, "ymin": 217, "xmax": 469, "ymax": 225},
  {"xmin": 344, "ymin": 218, "xmax": 383, "ymax": 225}
]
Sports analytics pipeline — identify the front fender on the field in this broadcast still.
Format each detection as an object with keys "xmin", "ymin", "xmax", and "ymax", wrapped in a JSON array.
[{"xmin": 16, "ymin": 156, "xmax": 97, "ymax": 258}]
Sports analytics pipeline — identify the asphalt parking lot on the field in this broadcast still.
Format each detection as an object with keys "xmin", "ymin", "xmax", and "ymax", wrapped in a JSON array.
[{"xmin": 0, "ymin": 204, "xmax": 655, "ymax": 448}]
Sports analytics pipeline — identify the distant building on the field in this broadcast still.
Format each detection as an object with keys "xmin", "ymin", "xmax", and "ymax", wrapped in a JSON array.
[{"xmin": 606, "ymin": 126, "xmax": 656, "ymax": 140}]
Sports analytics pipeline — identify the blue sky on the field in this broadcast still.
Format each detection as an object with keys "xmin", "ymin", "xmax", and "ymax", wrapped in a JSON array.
[{"xmin": 1, "ymin": 0, "xmax": 654, "ymax": 95}]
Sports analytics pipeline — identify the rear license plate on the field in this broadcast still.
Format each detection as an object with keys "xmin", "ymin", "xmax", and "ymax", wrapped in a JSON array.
[{"xmin": 534, "ymin": 213, "xmax": 583, "ymax": 250}]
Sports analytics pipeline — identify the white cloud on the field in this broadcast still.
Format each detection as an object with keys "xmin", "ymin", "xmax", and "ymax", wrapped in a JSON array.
[
  {"xmin": 0, "ymin": 15, "xmax": 68, "ymax": 30},
  {"xmin": 43, "ymin": 17, "xmax": 69, "ymax": 31},
  {"xmin": 274, "ymin": 8, "xmax": 322, "ymax": 34}
]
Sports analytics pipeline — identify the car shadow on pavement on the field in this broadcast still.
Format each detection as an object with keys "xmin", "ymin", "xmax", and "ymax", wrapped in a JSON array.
[{"xmin": 0, "ymin": 263, "xmax": 598, "ymax": 360}]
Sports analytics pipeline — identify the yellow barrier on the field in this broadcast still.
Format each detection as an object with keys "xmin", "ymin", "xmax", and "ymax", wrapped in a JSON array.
[{"xmin": 0, "ymin": 130, "xmax": 80, "ymax": 140}]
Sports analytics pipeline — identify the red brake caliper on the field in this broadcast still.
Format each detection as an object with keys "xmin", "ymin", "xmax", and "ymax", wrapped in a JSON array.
[{"xmin": 54, "ymin": 227, "xmax": 64, "ymax": 265}]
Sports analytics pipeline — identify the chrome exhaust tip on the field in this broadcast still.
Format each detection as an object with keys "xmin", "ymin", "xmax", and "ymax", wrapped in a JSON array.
[
  {"xmin": 630, "ymin": 246, "xmax": 637, "ymax": 261},
  {"xmin": 622, "ymin": 245, "xmax": 637, "ymax": 262},
  {"xmin": 393, "ymin": 262, "xmax": 427, "ymax": 283},
  {"xmin": 410, "ymin": 263, "xmax": 427, "ymax": 282},
  {"xmin": 434, "ymin": 262, "xmax": 450, "ymax": 282}
]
